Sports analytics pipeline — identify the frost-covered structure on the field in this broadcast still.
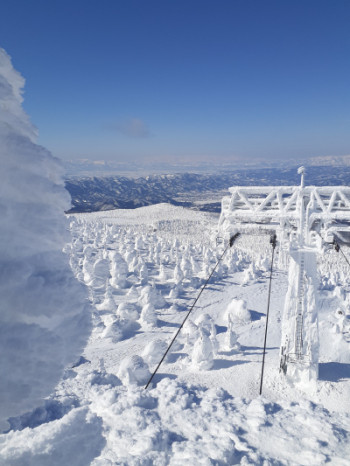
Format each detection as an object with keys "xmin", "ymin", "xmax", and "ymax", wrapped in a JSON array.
[
  {"xmin": 0, "ymin": 49, "xmax": 91, "ymax": 429},
  {"xmin": 218, "ymin": 167, "xmax": 350, "ymax": 388}
]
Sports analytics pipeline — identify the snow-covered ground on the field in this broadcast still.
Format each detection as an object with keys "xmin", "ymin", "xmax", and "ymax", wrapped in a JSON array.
[{"xmin": 2, "ymin": 203, "xmax": 350, "ymax": 465}]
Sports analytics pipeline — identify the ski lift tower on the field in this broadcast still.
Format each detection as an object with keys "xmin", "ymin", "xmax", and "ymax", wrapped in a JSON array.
[{"xmin": 218, "ymin": 167, "xmax": 350, "ymax": 387}]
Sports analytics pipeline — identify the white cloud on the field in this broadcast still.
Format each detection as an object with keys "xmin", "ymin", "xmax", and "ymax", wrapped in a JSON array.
[{"xmin": 114, "ymin": 118, "xmax": 151, "ymax": 138}]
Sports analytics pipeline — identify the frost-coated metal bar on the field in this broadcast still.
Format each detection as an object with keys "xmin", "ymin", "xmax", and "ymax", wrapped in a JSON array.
[
  {"xmin": 294, "ymin": 253, "xmax": 305, "ymax": 358},
  {"xmin": 145, "ymin": 233, "xmax": 241, "ymax": 389},
  {"xmin": 259, "ymin": 233, "xmax": 277, "ymax": 396}
]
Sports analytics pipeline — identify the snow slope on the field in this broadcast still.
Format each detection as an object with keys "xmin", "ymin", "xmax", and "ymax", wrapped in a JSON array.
[{"xmin": 2, "ymin": 203, "xmax": 349, "ymax": 465}]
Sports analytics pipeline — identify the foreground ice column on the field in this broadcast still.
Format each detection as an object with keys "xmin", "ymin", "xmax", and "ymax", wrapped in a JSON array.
[
  {"xmin": 0, "ymin": 48, "xmax": 91, "ymax": 430},
  {"xmin": 279, "ymin": 168, "xmax": 319, "ymax": 388}
]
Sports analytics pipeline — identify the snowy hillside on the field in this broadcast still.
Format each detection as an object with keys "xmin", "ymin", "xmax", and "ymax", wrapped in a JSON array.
[{"xmin": 2, "ymin": 203, "xmax": 350, "ymax": 464}]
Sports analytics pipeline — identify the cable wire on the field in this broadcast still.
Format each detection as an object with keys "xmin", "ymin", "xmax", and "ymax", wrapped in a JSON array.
[{"xmin": 259, "ymin": 233, "xmax": 277, "ymax": 396}]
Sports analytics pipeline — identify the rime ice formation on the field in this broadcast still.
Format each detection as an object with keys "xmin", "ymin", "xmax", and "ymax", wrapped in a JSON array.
[
  {"xmin": 117, "ymin": 302, "xmax": 139, "ymax": 321},
  {"xmin": 225, "ymin": 299, "xmax": 251, "ymax": 325},
  {"xmin": 95, "ymin": 280, "xmax": 115, "ymax": 311},
  {"xmin": 191, "ymin": 328, "xmax": 214, "ymax": 370},
  {"xmin": 110, "ymin": 251, "xmax": 128, "ymax": 288},
  {"xmin": 0, "ymin": 49, "xmax": 91, "ymax": 429},
  {"xmin": 140, "ymin": 284, "xmax": 167, "ymax": 309},
  {"xmin": 140, "ymin": 303, "xmax": 158, "ymax": 328},
  {"xmin": 279, "ymin": 250, "xmax": 319, "ymax": 387},
  {"xmin": 101, "ymin": 318, "xmax": 123, "ymax": 343},
  {"xmin": 225, "ymin": 314, "xmax": 240, "ymax": 351}
]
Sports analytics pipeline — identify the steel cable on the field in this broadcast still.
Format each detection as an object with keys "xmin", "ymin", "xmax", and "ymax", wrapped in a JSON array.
[{"xmin": 259, "ymin": 233, "xmax": 277, "ymax": 395}]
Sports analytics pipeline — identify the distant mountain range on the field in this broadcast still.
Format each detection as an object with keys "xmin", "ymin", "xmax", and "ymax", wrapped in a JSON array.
[
  {"xmin": 65, "ymin": 165, "xmax": 350, "ymax": 214},
  {"xmin": 63, "ymin": 154, "xmax": 350, "ymax": 178}
]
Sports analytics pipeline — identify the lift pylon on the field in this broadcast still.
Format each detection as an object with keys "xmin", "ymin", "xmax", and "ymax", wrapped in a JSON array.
[{"xmin": 218, "ymin": 167, "xmax": 350, "ymax": 387}]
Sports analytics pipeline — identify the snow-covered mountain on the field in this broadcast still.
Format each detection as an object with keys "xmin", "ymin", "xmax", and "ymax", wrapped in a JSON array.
[
  {"xmin": 1, "ymin": 47, "xmax": 350, "ymax": 465},
  {"xmin": 65, "ymin": 166, "xmax": 350, "ymax": 214}
]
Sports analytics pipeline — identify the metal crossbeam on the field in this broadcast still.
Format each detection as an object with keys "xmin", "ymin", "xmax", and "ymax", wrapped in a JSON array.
[{"xmin": 221, "ymin": 186, "xmax": 350, "ymax": 226}]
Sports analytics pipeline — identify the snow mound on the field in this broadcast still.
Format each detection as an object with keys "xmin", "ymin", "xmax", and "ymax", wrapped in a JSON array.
[
  {"xmin": 87, "ymin": 379, "xmax": 350, "ymax": 464},
  {"xmin": 117, "ymin": 302, "xmax": 139, "ymax": 321},
  {"xmin": 117, "ymin": 355, "xmax": 151, "ymax": 386},
  {"xmin": 0, "ymin": 408, "xmax": 104, "ymax": 466},
  {"xmin": 142, "ymin": 339, "xmax": 168, "ymax": 366},
  {"xmin": 101, "ymin": 318, "xmax": 124, "ymax": 343},
  {"xmin": 225, "ymin": 298, "xmax": 251, "ymax": 324}
]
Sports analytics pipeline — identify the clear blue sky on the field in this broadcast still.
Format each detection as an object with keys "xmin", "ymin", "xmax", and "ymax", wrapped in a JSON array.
[{"xmin": 1, "ymin": 0, "xmax": 349, "ymax": 164}]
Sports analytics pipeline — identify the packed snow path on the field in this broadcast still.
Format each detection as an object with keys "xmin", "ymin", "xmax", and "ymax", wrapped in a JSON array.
[{"xmin": 1, "ymin": 204, "xmax": 350, "ymax": 465}]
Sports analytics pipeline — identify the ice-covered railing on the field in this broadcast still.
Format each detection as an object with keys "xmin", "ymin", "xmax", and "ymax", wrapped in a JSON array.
[{"xmin": 220, "ymin": 186, "xmax": 350, "ymax": 228}]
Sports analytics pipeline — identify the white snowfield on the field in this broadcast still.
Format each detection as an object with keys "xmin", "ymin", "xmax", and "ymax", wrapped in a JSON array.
[{"xmin": 2, "ymin": 203, "xmax": 350, "ymax": 465}]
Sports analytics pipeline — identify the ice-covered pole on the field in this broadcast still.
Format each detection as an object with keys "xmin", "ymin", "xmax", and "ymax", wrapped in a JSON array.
[
  {"xmin": 298, "ymin": 166, "xmax": 306, "ymax": 246},
  {"xmin": 298, "ymin": 166, "xmax": 305, "ymax": 189}
]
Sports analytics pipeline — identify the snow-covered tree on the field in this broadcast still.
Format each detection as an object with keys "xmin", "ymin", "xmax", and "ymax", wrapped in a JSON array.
[
  {"xmin": 0, "ymin": 49, "xmax": 91, "ymax": 429},
  {"xmin": 110, "ymin": 251, "xmax": 128, "ymax": 289},
  {"xmin": 191, "ymin": 328, "xmax": 214, "ymax": 370},
  {"xmin": 140, "ymin": 303, "xmax": 158, "ymax": 328}
]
